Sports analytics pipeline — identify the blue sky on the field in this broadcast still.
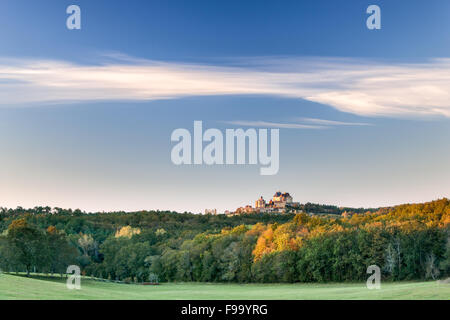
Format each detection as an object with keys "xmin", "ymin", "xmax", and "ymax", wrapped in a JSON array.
[{"xmin": 0, "ymin": 0, "xmax": 449, "ymax": 213}]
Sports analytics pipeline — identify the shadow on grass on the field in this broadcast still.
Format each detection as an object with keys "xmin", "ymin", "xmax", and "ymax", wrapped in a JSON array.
[
  {"xmin": 5, "ymin": 273, "xmax": 67, "ymax": 283},
  {"xmin": 3, "ymin": 273, "xmax": 161, "ymax": 286}
]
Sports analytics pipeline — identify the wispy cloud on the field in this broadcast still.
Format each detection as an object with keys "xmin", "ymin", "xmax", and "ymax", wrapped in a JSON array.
[
  {"xmin": 298, "ymin": 118, "xmax": 371, "ymax": 126},
  {"xmin": 223, "ymin": 120, "xmax": 326, "ymax": 130},
  {"xmin": 223, "ymin": 118, "xmax": 370, "ymax": 130},
  {"xmin": 1, "ymin": 55, "xmax": 450, "ymax": 118}
]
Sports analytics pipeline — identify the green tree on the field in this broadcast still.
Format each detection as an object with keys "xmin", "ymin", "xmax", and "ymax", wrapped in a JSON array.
[{"xmin": 6, "ymin": 219, "xmax": 46, "ymax": 276}]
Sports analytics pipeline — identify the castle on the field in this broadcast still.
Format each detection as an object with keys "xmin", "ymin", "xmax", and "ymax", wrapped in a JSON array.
[{"xmin": 229, "ymin": 191, "xmax": 301, "ymax": 215}]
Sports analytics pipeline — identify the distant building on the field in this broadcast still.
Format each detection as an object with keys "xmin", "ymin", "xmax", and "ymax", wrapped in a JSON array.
[
  {"xmin": 272, "ymin": 191, "xmax": 293, "ymax": 204},
  {"xmin": 204, "ymin": 209, "xmax": 217, "ymax": 215},
  {"xmin": 255, "ymin": 196, "xmax": 266, "ymax": 209},
  {"xmin": 234, "ymin": 205, "xmax": 254, "ymax": 214}
]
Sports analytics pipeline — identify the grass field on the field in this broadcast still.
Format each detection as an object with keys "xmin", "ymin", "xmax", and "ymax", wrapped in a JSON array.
[{"xmin": 0, "ymin": 273, "xmax": 448, "ymax": 300}]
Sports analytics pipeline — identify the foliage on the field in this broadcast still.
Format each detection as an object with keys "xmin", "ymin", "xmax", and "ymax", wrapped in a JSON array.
[{"xmin": 0, "ymin": 198, "xmax": 448, "ymax": 283}]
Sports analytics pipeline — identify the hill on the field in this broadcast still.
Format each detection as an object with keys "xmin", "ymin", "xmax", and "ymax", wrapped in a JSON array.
[{"xmin": 0, "ymin": 198, "xmax": 449, "ymax": 284}]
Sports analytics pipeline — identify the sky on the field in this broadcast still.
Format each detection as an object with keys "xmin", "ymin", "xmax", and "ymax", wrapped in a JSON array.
[{"xmin": 0, "ymin": 0, "xmax": 449, "ymax": 213}]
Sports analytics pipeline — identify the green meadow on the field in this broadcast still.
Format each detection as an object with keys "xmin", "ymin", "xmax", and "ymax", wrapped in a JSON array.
[{"xmin": 0, "ymin": 274, "xmax": 448, "ymax": 300}]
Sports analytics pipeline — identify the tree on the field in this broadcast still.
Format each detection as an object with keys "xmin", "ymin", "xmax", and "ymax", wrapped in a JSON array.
[
  {"xmin": 46, "ymin": 226, "xmax": 78, "ymax": 276},
  {"xmin": 6, "ymin": 219, "xmax": 46, "ymax": 276},
  {"xmin": 439, "ymin": 235, "xmax": 450, "ymax": 277}
]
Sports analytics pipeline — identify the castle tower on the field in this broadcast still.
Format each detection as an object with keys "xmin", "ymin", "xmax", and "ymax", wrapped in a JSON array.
[{"xmin": 255, "ymin": 196, "xmax": 266, "ymax": 208}]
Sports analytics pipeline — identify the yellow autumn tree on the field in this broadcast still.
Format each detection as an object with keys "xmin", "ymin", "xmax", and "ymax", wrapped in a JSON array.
[
  {"xmin": 115, "ymin": 226, "xmax": 141, "ymax": 238},
  {"xmin": 252, "ymin": 225, "xmax": 276, "ymax": 261}
]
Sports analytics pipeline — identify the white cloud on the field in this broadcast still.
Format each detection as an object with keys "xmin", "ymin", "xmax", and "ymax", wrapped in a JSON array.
[
  {"xmin": 224, "ymin": 118, "xmax": 370, "ymax": 130},
  {"xmin": 1, "ymin": 56, "xmax": 450, "ymax": 118},
  {"xmin": 298, "ymin": 118, "xmax": 371, "ymax": 126},
  {"xmin": 223, "ymin": 120, "xmax": 326, "ymax": 130}
]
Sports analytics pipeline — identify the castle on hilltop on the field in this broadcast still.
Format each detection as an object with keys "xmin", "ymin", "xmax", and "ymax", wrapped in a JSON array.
[{"xmin": 228, "ymin": 191, "xmax": 301, "ymax": 215}]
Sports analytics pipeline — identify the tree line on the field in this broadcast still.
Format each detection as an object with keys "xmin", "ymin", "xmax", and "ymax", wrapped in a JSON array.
[{"xmin": 0, "ymin": 199, "xmax": 448, "ymax": 283}]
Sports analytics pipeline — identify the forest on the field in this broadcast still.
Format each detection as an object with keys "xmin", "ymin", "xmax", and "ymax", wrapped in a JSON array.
[{"xmin": 0, "ymin": 199, "xmax": 449, "ymax": 283}]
